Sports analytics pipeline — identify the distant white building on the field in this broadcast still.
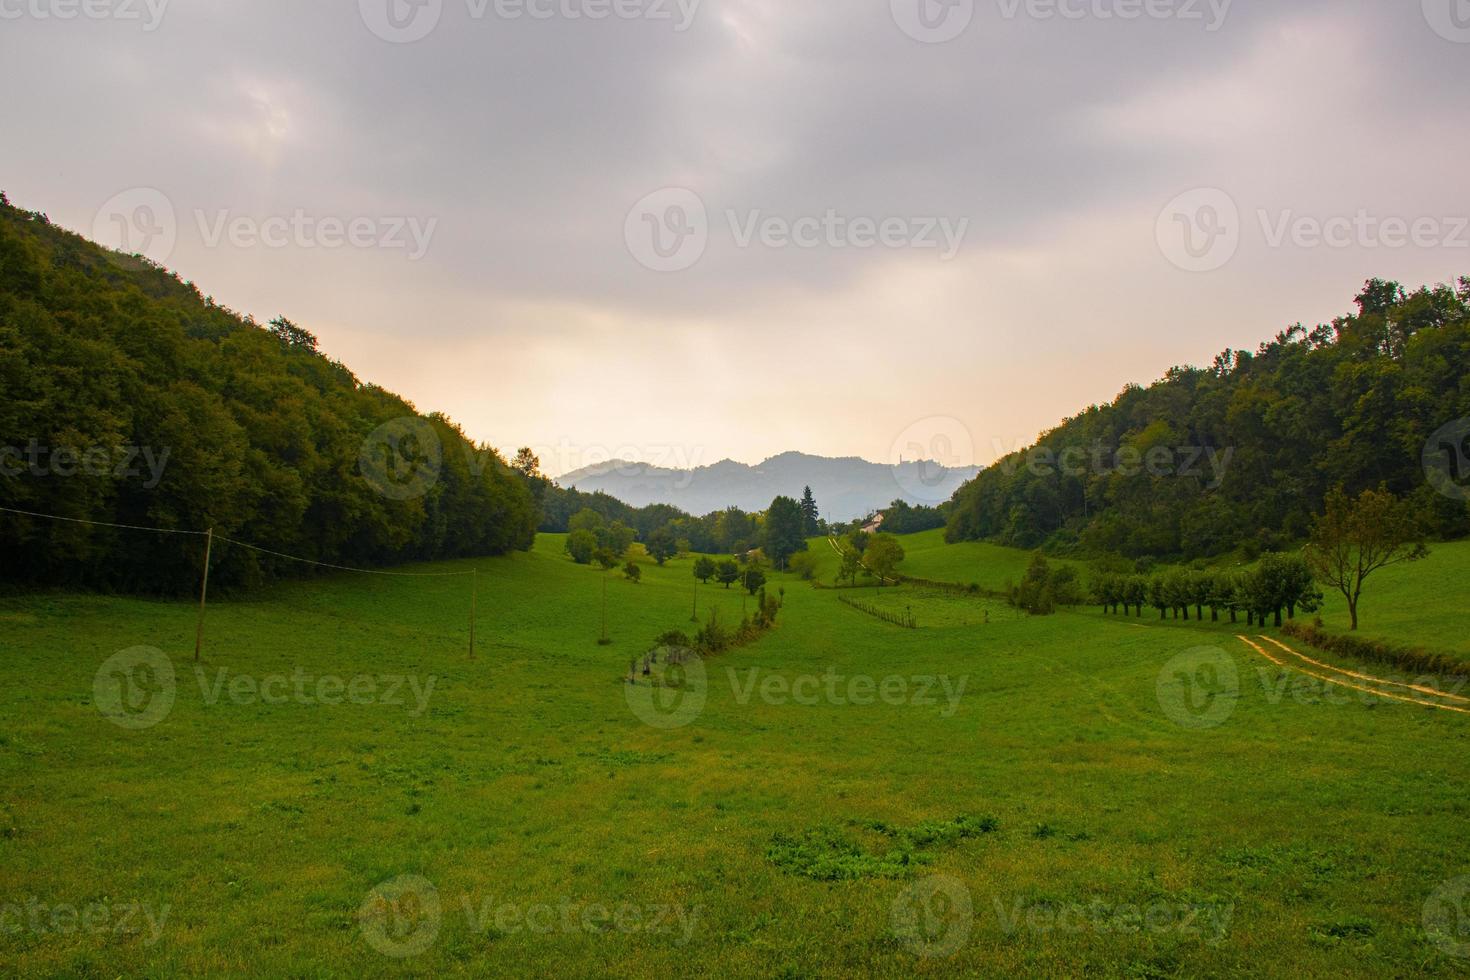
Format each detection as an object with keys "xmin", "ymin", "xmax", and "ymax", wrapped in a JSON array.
[{"xmin": 861, "ymin": 513, "xmax": 884, "ymax": 535}]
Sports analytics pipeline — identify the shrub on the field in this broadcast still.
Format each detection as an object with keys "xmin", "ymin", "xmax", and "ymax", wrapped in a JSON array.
[
  {"xmin": 654, "ymin": 630, "xmax": 691, "ymax": 649},
  {"xmin": 788, "ymin": 552, "xmax": 818, "ymax": 581}
]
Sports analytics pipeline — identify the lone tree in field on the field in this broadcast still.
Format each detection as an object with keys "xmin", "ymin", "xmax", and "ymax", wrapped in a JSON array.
[
  {"xmin": 1305, "ymin": 487, "xmax": 1427, "ymax": 631},
  {"xmin": 742, "ymin": 566, "xmax": 767, "ymax": 596},
  {"xmin": 838, "ymin": 548, "xmax": 863, "ymax": 587},
  {"xmin": 716, "ymin": 560, "xmax": 740, "ymax": 589},
  {"xmin": 646, "ymin": 527, "xmax": 678, "ymax": 566},
  {"xmin": 624, "ymin": 562, "xmax": 642, "ymax": 584},
  {"xmin": 864, "ymin": 534, "xmax": 906, "ymax": 587},
  {"xmin": 693, "ymin": 556, "xmax": 716, "ymax": 584}
]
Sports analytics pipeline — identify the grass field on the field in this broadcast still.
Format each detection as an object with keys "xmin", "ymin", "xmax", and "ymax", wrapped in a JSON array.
[
  {"xmin": 893, "ymin": 529, "xmax": 1470, "ymax": 657},
  {"xmin": 3, "ymin": 533, "xmax": 1469, "ymax": 976},
  {"xmin": 856, "ymin": 529, "xmax": 1080, "ymax": 593}
]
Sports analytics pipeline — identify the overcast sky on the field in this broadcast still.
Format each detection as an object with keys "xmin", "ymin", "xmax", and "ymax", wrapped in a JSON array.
[{"xmin": 4, "ymin": 0, "xmax": 1468, "ymax": 476}]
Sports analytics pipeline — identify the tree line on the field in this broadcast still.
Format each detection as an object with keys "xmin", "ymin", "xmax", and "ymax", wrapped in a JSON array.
[
  {"xmin": 1089, "ymin": 555, "xmax": 1320, "ymax": 627},
  {"xmin": 551, "ymin": 484, "xmax": 817, "ymax": 573}
]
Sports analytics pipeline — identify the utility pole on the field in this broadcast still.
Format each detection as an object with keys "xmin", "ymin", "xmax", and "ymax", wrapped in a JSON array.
[
  {"xmin": 469, "ymin": 568, "xmax": 477, "ymax": 660},
  {"xmin": 599, "ymin": 574, "xmax": 609, "ymax": 645},
  {"xmin": 194, "ymin": 527, "xmax": 213, "ymax": 663}
]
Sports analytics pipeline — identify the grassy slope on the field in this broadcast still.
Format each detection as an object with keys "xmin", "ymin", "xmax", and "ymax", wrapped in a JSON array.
[
  {"xmin": 889, "ymin": 529, "xmax": 1084, "ymax": 592},
  {"xmin": 2, "ymin": 535, "xmax": 1468, "ymax": 976},
  {"xmin": 891, "ymin": 529, "xmax": 1470, "ymax": 657}
]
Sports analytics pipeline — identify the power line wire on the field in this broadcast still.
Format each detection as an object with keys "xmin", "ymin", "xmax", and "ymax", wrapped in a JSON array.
[
  {"xmin": 0, "ymin": 505, "xmax": 475, "ymax": 578},
  {"xmin": 0, "ymin": 505, "xmax": 207, "ymax": 536}
]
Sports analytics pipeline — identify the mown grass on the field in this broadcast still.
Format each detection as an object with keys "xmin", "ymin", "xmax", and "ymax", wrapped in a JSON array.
[{"xmin": 1, "ymin": 533, "xmax": 1468, "ymax": 976}]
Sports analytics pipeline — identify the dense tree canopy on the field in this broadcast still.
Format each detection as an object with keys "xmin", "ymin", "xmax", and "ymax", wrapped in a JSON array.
[
  {"xmin": 762, "ymin": 495, "xmax": 808, "ymax": 569},
  {"xmin": 946, "ymin": 278, "xmax": 1470, "ymax": 558},
  {"xmin": 0, "ymin": 197, "xmax": 537, "ymax": 593}
]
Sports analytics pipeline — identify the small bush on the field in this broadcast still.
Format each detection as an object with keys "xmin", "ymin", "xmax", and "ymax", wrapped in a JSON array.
[{"xmin": 654, "ymin": 630, "xmax": 691, "ymax": 649}]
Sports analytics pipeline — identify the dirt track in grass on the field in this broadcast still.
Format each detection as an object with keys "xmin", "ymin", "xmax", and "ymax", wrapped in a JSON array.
[{"xmin": 1235, "ymin": 634, "xmax": 1470, "ymax": 716}]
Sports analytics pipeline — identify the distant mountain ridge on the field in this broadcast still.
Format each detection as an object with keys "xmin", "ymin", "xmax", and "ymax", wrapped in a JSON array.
[{"xmin": 555, "ymin": 451, "xmax": 980, "ymax": 521}]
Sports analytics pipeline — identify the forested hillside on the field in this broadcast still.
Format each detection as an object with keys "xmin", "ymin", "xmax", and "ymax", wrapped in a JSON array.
[
  {"xmin": 0, "ymin": 194, "xmax": 537, "ymax": 592},
  {"xmin": 946, "ymin": 278, "xmax": 1470, "ymax": 558}
]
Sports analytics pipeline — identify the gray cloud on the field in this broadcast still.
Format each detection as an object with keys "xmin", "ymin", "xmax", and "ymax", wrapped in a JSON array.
[{"xmin": 3, "ymin": 0, "xmax": 1466, "ymax": 462}]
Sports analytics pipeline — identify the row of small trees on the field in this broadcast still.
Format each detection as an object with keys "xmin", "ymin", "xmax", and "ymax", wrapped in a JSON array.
[
  {"xmin": 692, "ymin": 555, "xmax": 768, "ymax": 595},
  {"xmin": 1092, "ymin": 553, "xmax": 1322, "ymax": 626}
]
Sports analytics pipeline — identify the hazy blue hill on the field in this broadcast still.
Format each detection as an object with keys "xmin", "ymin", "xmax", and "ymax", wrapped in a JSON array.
[{"xmin": 556, "ymin": 451, "xmax": 979, "ymax": 520}]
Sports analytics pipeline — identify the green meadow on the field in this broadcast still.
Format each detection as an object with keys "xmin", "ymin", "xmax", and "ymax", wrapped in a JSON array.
[{"xmin": 2, "ymin": 533, "xmax": 1469, "ymax": 977}]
